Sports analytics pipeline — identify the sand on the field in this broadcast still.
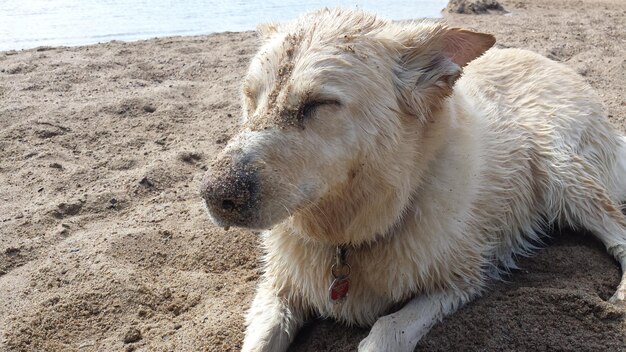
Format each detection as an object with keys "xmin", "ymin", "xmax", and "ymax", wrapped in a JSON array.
[{"xmin": 0, "ymin": 0, "xmax": 625, "ymax": 351}]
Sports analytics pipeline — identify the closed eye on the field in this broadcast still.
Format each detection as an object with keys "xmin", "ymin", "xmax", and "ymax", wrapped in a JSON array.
[{"xmin": 300, "ymin": 99, "xmax": 340, "ymax": 119}]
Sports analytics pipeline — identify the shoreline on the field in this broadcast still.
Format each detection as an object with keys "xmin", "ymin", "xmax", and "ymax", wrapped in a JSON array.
[{"xmin": 0, "ymin": 1, "xmax": 448, "ymax": 52}]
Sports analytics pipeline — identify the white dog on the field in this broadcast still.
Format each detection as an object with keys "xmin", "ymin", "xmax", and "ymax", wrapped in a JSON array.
[{"xmin": 200, "ymin": 8, "xmax": 626, "ymax": 351}]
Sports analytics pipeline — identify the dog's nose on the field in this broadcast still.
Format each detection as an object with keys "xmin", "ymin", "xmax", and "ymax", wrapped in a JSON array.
[{"xmin": 200, "ymin": 161, "xmax": 259, "ymax": 226}]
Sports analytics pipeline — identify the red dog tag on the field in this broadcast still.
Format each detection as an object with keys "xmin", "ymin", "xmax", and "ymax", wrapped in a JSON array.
[{"xmin": 329, "ymin": 277, "xmax": 350, "ymax": 301}]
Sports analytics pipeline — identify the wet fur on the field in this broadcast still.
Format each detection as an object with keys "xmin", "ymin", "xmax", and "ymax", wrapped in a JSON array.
[{"xmin": 203, "ymin": 8, "xmax": 626, "ymax": 352}]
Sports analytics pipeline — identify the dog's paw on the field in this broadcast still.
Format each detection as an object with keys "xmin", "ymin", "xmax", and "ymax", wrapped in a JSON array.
[
  {"xmin": 358, "ymin": 316, "xmax": 419, "ymax": 352},
  {"xmin": 608, "ymin": 289, "xmax": 626, "ymax": 306}
]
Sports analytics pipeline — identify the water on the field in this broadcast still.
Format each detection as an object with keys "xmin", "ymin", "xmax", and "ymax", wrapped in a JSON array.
[{"xmin": 0, "ymin": 0, "xmax": 446, "ymax": 51}]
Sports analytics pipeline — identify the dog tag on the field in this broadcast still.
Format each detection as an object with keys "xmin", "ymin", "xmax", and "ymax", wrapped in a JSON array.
[{"xmin": 329, "ymin": 276, "xmax": 350, "ymax": 302}]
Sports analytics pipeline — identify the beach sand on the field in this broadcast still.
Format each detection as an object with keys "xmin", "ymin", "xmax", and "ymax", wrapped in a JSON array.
[{"xmin": 1, "ymin": 0, "xmax": 625, "ymax": 350}]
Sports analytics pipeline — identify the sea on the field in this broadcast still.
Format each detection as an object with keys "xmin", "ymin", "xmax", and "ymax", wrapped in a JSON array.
[{"xmin": 0, "ymin": 0, "xmax": 447, "ymax": 51}]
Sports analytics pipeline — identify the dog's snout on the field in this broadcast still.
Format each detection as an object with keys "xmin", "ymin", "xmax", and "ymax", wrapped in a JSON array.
[
  {"xmin": 221, "ymin": 199, "xmax": 236, "ymax": 212},
  {"xmin": 200, "ymin": 160, "xmax": 260, "ymax": 226}
]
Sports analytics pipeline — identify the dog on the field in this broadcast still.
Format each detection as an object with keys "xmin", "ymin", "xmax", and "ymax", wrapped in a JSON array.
[{"xmin": 200, "ymin": 8, "xmax": 626, "ymax": 351}]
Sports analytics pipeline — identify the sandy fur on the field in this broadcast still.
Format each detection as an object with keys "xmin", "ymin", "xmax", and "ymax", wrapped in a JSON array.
[{"xmin": 200, "ymin": 8, "xmax": 626, "ymax": 352}]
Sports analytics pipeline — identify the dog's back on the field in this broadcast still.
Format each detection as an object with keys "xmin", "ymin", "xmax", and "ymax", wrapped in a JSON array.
[
  {"xmin": 454, "ymin": 47, "xmax": 626, "ymax": 269},
  {"xmin": 461, "ymin": 48, "xmax": 619, "ymax": 162}
]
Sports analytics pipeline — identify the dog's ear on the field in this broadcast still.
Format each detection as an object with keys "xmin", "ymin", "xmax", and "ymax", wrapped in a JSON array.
[
  {"xmin": 257, "ymin": 22, "xmax": 281, "ymax": 41},
  {"xmin": 441, "ymin": 28, "xmax": 496, "ymax": 68},
  {"xmin": 393, "ymin": 25, "xmax": 495, "ymax": 119}
]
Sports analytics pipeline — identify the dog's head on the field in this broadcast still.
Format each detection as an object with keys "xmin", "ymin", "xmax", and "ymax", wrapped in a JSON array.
[{"xmin": 200, "ymin": 8, "xmax": 494, "ymax": 244}]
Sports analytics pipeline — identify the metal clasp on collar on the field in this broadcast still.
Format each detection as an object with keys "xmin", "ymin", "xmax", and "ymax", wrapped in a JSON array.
[{"xmin": 329, "ymin": 245, "xmax": 350, "ymax": 302}]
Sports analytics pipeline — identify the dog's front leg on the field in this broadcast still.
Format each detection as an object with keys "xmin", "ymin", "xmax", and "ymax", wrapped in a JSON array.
[
  {"xmin": 358, "ymin": 290, "xmax": 470, "ymax": 352},
  {"xmin": 242, "ymin": 280, "xmax": 305, "ymax": 352}
]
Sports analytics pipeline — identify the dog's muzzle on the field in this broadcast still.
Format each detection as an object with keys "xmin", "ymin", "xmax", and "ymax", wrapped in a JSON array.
[{"xmin": 200, "ymin": 160, "xmax": 260, "ymax": 228}]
